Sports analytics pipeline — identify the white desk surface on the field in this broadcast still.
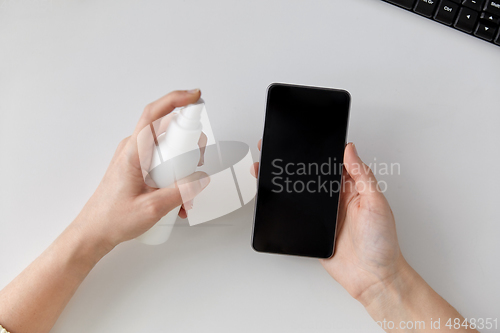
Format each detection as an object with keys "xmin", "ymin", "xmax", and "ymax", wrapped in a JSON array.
[{"xmin": 1, "ymin": 1, "xmax": 499, "ymax": 332}]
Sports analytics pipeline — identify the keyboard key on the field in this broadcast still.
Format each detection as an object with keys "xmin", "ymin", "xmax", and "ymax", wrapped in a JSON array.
[
  {"xmin": 495, "ymin": 30, "xmax": 500, "ymax": 44},
  {"xmin": 480, "ymin": 12, "xmax": 500, "ymax": 24},
  {"xmin": 434, "ymin": 0, "xmax": 460, "ymax": 24},
  {"xmin": 455, "ymin": 7, "xmax": 479, "ymax": 32},
  {"xmin": 385, "ymin": 0, "xmax": 417, "ymax": 9},
  {"xmin": 462, "ymin": 0, "xmax": 485, "ymax": 11},
  {"xmin": 484, "ymin": 1, "xmax": 500, "ymax": 16},
  {"xmin": 474, "ymin": 22, "xmax": 498, "ymax": 40},
  {"xmin": 414, "ymin": 0, "xmax": 439, "ymax": 16}
]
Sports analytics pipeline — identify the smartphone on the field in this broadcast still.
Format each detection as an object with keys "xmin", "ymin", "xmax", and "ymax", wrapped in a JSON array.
[{"xmin": 252, "ymin": 83, "xmax": 350, "ymax": 259}]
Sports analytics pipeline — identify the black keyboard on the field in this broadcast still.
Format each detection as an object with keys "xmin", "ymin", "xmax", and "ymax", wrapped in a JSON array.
[{"xmin": 383, "ymin": 0, "xmax": 500, "ymax": 46}]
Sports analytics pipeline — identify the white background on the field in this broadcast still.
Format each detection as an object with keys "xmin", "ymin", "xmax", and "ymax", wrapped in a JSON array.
[{"xmin": 1, "ymin": 1, "xmax": 499, "ymax": 332}]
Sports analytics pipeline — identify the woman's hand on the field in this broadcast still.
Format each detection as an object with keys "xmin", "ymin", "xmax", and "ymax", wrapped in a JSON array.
[
  {"xmin": 317, "ymin": 143, "xmax": 405, "ymax": 306},
  {"xmin": 0, "ymin": 89, "xmax": 211, "ymax": 333},
  {"xmin": 72, "ymin": 89, "xmax": 210, "ymax": 253},
  {"xmin": 251, "ymin": 141, "xmax": 405, "ymax": 307},
  {"xmin": 252, "ymin": 141, "xmax": 478, "ymax": 332}
]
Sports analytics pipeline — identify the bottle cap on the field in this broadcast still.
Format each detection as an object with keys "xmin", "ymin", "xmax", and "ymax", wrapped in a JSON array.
[{"xmin": 181, "ymin": 98, "xmax": 204, "ymax": 119}]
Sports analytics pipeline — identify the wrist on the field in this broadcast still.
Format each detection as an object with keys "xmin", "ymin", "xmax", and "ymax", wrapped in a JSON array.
[
  {"xmin": 360, "ymin": 258, "xmax": 427, "ymax": 320},
  {"xmin": 356, "ymin": 257, "xmax": 417, "ymax": 308},
  {"xmin": 69, "ymin": 192, "xmax": 120, "ymax": 260},
  {"xmin": 62, "ymin": 218, "xmax": 115, "ymax": 267}
]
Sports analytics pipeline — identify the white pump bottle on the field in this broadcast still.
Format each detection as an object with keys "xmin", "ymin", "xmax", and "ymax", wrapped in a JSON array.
[{"xmin": 136, "ymin": 99, "xmax": 204, "ymax": 245}]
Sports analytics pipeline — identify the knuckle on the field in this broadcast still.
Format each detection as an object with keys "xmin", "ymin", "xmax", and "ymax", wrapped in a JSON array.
[
  {"xmin": 118, "ymin": 136, "xmax": 130, "ymax": 149},
  {"xmin": 143, "ymin": 200, "xmax": 163, "ymax": 219},
  {"xmin": 143, "ymin": 103, "xmax": 154, "ymax": 116}
]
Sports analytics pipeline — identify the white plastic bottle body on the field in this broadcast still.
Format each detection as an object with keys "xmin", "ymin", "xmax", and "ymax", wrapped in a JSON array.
[{"xmin": 136, "ymin": 101, "xmax": 204, "ymax": 245}]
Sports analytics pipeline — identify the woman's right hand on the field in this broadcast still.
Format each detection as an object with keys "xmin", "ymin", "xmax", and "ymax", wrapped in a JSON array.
[
  {"xmin": 253, "ymin": 141, "xmax": 478, "ymax": 333},
  {"xmin": 252, "ymin": 141, "xmax": 406, "ymax": 307},
  {"xmin": 318, "ymin": 143, "xmax": 406, "ymax": 307}
]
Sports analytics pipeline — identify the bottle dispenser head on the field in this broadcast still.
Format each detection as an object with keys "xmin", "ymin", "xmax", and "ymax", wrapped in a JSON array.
[
  {"xmin": 177, "ymin": 98, "xmax": 204, "ymax": 130},
  {"xmin": 181, "ymin": 98, "xmax": 204, "ymax": 118}
]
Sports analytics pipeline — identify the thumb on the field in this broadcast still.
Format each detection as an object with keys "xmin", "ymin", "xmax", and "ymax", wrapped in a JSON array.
[
  {"xmin": 146, "ymin": 171, "xmax": 210, "ymax": 217},
  {"xmin": 343, "ymin": 143, "xmax": 381, "ymax": 197}
]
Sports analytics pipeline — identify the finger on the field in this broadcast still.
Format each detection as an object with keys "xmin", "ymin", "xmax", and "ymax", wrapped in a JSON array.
[
  {"xmin": 343, "ymin": 143, "xmax": 381, "ymax": 197},
  {"xmin": 250, "ymin": 162, "xmax": 259, "ymax": 178},
  {"xmin": 178, "ymin": 206, "xmax": 188, "ymax": 219},
  {"xmin": 130, "ymin": 90, "xmax": 201, "ymax": 172},
  {"xmin": 143, "ymin": 171, "xmax": 210, "ymax": 218},
  {"xmin": 138, "ymin": 112, "xmax": 177, "ymax": 174},
  {"xmin": 136, "ymin": 124, "xmax": 157, "ymax": 174},
  {"xmin": 156, "ymin": 112, "xmax": 174, "ymax": 134},
  {"xmin": 134, "ymin": 89, "xmax": 201, "ymax": 136},
  {"xmin": 177, "ymin": 172, "xmax": 210, "ymax": 204},
  {"xmin": 178, "ymin": 197, "xmax": 195, "ymax": 219},
  {"xmin": 183, "ymin": 199, "xmax": 194, "ymax": 210},
  {"xmin": 335, "ymin": 166, "xmax": 357, "ymax": 234},
  {"xmin": 198, "ymin": 132, "xmax": 208, "ymax": 166},
  {"xmin": 250, "ymin": 140, "xmax": 262, "ymax": 178}
]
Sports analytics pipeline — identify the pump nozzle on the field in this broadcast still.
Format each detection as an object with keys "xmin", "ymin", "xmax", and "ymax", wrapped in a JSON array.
[
  {"xmin": 181, "ymin": 98, "xmax": 204, "ymax": 120},
  {"xmin": 177, "ymin": 98, "xmax": 204, "ymax": 130}
]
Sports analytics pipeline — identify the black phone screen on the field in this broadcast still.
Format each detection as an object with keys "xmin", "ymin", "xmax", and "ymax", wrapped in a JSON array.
[{"xmin": 252, "ymin": 83, "xmax": 350, "ymax": 259}]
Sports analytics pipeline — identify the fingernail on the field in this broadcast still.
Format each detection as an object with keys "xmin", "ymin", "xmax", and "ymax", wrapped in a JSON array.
[
  {"xmin": 200, "ymin": 175, "xmax": 210, "ymax": 189},
  {"xmin": 351, "ymin": 143, "xmax": 359, "ymax": 157},
  {"xmin": 187, "ymin": 88, "xmax": 200, "ymax": 94}
]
